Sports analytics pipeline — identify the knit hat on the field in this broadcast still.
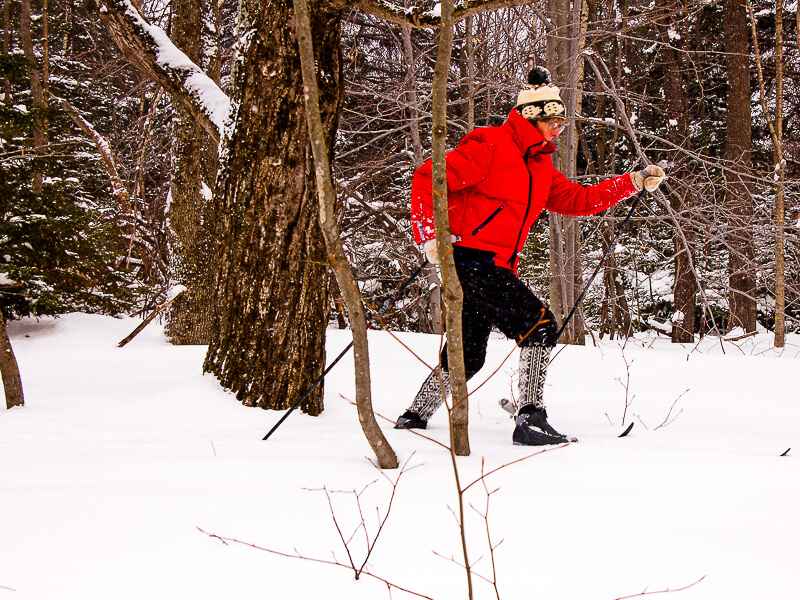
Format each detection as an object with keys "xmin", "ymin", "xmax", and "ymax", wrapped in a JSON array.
[{"xmin": 516, "ymin": 66, "xmax": 566, "ymax": 121}]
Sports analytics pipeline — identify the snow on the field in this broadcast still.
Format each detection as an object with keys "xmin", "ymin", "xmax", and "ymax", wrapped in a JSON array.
[
  {"xmin": 167, "ymin": 284, "xmax": 187, "ymax": 300},
  {"xmin": 1, "ymin": 313, "xmax": 799, "ymax": 599},
  {"xmin": 120, "ymin": 0, "xmax": 231, "ymax": 136}
]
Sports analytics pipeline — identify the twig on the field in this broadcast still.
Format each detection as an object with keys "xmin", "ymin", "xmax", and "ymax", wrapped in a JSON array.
[
  {"xmin": 462, "ymin": 444, "xmax": 569, "ymax": 493},
  {"xmin": 610, "ymin": 575, "xmax": 706, "ymax": 599},
  {"xmin": 311, "ymin": 455, "xmax": 419, "ymax": 580},
  {"xmin": 474, "ymin": 457, "xmax": 502, "ymax": 600},
  {"xmin": 615, "ymin": 341, "xmax": 635, "ymax": 425},
  {"xmin": 654, "ymin": 389, "xmax": 689, "ymax": 430},
  {"xmin": 197, "ymin": 527, "xmax": 435, "ymax": 599}
]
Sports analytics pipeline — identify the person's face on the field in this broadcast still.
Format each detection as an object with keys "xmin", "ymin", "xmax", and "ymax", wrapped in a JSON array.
[{"xmin": 534, "ymin": 118, "xmax": 566, "ymax": 143}]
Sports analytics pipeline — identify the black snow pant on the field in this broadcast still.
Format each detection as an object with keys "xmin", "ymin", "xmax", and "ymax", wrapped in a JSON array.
[{"xmin": 440, "ymin": 247, "xmax": 559, "ymax": 380}]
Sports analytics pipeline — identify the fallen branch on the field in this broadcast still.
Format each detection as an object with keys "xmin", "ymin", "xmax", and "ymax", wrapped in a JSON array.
[
  {"xmin": 118, "ymin": 286, "xmax": 186, "ymax": 347},
  {"xmin": 723, "ymin": 330, "xmax": 758, "ymax": 342}
]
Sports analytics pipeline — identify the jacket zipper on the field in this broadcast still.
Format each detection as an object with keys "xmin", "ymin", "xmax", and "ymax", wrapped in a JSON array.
[
  {"xmin": 471, "ymin": 205, "xmax": 504, "ymax": 236},
  {"xmin": 508, "ymin": 153, "xmax": 534, "ymax": 267}
]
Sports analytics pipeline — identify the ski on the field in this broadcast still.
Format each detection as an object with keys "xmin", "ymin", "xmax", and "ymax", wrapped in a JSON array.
[{"xmin": 499, "ymin": 397, "xmax": 517, "ymax": 415}]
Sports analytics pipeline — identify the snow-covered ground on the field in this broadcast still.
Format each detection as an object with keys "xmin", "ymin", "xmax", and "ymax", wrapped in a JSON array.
[{"xmin": 1, "ymin": 313, "xmax": 798, "ymax": 599}]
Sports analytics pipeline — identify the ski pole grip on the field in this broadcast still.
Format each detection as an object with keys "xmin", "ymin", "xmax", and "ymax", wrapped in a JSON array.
[{"xmin": 638, "ymin": 160, "xmax": 670, "ymax": 179}]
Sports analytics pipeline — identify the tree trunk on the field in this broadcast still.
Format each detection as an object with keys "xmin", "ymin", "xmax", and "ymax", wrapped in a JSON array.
[
  {"xmin": 294, "ymin": 0, "xmax": 397, "ymax": 468},
  {"xmin": 747, "ymin": 0, "xmax": 786, "ymax": 348},
  {"xmin": 203, "ymin": 0, "xmax": 344, "ymax": 414},
  {"xmin": 20, "ymin": 0, "xmax": 48, "ymax": 193},
  {"xmin": 599, "ymin": 205, "xmax": 633, "ymax": 339},
  {"xmin": 401, "ymin": 16, "xmax": 442, "ymax": 334},
  {"xmin": 164, "ymin": 0, "xmax": 220, "ymax": 345},
  {"xmin": 547, "ymin": 0, "xmax": 588, "ymax": 345},
  {"xmin": 431, "ymin": 0, "xmax": 470, "ymax": 457},
  {"xmin": 772, "ymin": 0, "xmax": 786, "ymax": 348},
  {"xmin": 723, "ymin": 0, "xmax": 756, "ymax": 333},
  {"xmin": 659, "ymin": 20, "xmax": 697, "ymax": 343},
  {"xmin": 2, "ymin": 1, "xmax": 11, "ymax": 103},
  {"xmin": 0, "ymin": 318, "xmax": 24, "ymax": 409}
]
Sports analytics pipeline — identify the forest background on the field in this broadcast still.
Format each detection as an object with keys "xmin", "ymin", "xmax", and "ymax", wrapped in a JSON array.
[{"xmin": 1, "ymin": 0, "xmax": 798, "ymax": 418}]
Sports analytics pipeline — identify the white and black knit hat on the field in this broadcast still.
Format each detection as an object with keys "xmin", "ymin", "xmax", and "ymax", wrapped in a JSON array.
[{"xmin": 516, "ymin": 66, "xmax": 566, "ymax": 121}]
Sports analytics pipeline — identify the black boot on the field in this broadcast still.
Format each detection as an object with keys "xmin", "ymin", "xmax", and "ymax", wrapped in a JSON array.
[
  {"xmin": 394, "ymin": 410, "xmax": 427, "ymax": 429},
  {"xmin": 512, "ymin": 345, "xmax": 577, "ymax": 445},
  {"xmin": 394, "ymin": 368, "xmax": 450, "ymax": 430},
  {"xmin": 513, "ymin": 406, "xmax": 576, "ymax": 445}
]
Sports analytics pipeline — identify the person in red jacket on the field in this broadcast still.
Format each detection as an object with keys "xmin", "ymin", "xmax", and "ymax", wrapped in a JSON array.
[{"xmin": 395, "ymin": 66, "xmax": 665, "ymax": 445}]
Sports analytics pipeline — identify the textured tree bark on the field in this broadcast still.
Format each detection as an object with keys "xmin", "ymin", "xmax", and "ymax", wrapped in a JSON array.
[
  {"xmin": 203, "ymin": 0, "xmax": 344, "ymax": 414},
  {"xmin": 164, "ymin": 0, "xmax": 219, "ymax": 345},
  {"xmin": 723, "ymin": 0, "xmax": 756, "ymax": 333},
  {"xmin": 0, "ymin": 318, "xmax": 24, "ymax": 409}
]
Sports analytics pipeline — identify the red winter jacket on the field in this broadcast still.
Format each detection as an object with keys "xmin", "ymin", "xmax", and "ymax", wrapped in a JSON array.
[{"xmin": 411, "ymin": 109, "xmax": 638, "ymax": 272}]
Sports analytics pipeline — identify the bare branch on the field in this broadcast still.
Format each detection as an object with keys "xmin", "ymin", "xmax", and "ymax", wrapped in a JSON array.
[
  {"xmin": 52, "ymin": 93, "xmax": 131, "ymax": 208},
  {"xmin": 196, "ymin": 527, "xmax": 436, "ymax": 600},
  {"xmin": 348, "ymin": 0, "xmax": 541, "ymax": 28},
  {"xmin": 609, "ymin": 575, "xmax": 706, "ymax": 599}
]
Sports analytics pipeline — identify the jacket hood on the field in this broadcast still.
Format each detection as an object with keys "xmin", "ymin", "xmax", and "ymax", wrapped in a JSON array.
[{"xmin": 505, "ymin": 109, "xmax": 556, "ymax": 156}]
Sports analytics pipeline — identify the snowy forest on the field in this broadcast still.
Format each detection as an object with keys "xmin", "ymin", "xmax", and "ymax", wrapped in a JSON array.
[
  {"xmin": 2, "ymin": 0, "xmax": 799, "ymax": 409},
  {"xmin": 2, "ymin": 0, "xmax": 800, "ymax": 598}
]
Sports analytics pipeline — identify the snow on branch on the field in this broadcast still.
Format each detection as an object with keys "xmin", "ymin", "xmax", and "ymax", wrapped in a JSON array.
[
  {"xmin": 348, "ymin": 0, "xmax": 540, "ymax": 27},
  {"xmin": 97, "ymin": 0, "xmax": 230, "ymax": 144}
]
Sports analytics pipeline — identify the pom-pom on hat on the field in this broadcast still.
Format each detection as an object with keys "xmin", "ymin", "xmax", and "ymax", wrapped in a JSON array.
[{"xmin": 516, "ymin": 66, "xmax": 566, "ymax": 121}]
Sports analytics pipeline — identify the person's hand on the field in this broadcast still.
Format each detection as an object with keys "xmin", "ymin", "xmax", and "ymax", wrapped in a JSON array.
[
  {"xmin": 631, "ymin": 164, "xmax": 666, "ymax": 192},
  {"xmin": 422, "ymin": 235, "xmax": 459, "ymax": 264},
  {"xmin": 423, "ymin": 239, "xmax": 439, "ymax": 264}
]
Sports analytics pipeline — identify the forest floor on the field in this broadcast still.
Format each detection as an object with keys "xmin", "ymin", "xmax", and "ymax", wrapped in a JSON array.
[{"xmin": 1, "ymin": 312, "xmax": 799, "ymax": 599}]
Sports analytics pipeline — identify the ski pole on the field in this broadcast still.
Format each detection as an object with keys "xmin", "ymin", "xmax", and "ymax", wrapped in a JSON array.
[
  {"xmin": 556, "ymin": 169, "xmax": 656, "ymax": 342},
  {"xmin": 262, "ymin": 258, "xmax": 430, "ymax": 441}
]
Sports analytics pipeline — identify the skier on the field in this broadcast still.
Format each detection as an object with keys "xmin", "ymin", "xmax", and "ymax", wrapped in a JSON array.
[{"xmin": 395, "ymin": 67, "xmax": 665, "ymax": 445}]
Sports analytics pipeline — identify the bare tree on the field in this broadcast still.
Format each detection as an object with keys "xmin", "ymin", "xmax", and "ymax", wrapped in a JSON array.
[
  {"xmin": 748, "ymin": 0, "xmax": 787, "ymax": 347},
  {"xmin": 723, "ymin": 0, "xmax": 757, "ymax": 333},
  {"xmin": 294, "ymin": 0, "xmax": 398, "ymax": 468},
  {"xmin": 429, "ymin": 0, "xmax": 469, "ymax": 457}
]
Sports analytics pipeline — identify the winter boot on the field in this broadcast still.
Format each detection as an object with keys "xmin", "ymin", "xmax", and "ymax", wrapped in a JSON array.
[
  {"xmin": 511, "ymin": 345, "xmax": 576, "ymax": 445},
  {"xmin": 513, "ymin": 407, "xmax": 575, "ymax": 445},
  {"xmin": 395, "ymin": 368, "xmax": 451, "ymax": 430}
]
